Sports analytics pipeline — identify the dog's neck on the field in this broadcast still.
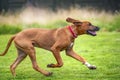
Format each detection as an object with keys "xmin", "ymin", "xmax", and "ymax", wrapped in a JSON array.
[{"xmin": 67, "ymin": 26, "xmax": 78, "ymax": 38}]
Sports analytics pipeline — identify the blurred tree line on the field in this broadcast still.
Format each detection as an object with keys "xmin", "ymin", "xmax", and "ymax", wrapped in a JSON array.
[{"xmin": 0, "ymin": 0, "xmax": 120, "ymax": 12}]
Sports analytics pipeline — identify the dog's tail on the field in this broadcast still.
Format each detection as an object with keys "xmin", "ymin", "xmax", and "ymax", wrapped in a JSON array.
[{"xmin": 0, "ymin": 35, "xmax": 16, "ymax": 56}]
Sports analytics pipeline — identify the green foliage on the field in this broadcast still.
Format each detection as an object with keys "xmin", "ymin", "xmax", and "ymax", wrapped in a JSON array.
[
  {"xmin": 0, "ymin": 32, "xmax": 120, "ymax": 80},
  {"xmin": 0, "ymin": 24, "xmax": 22, "ymax": 34}
]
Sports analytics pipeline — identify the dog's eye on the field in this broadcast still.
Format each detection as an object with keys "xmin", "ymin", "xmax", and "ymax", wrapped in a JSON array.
[{"xmin": 89, "ymin": 23, "xmax": 92, "ymax": 26}]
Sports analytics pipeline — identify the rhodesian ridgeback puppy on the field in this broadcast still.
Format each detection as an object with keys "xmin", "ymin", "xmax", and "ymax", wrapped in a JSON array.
[{"xmin": 0, "ymin": 17, "xmax": 99, "ymax": 76}]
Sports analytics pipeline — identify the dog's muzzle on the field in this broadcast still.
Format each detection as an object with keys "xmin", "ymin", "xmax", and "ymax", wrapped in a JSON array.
[{"xmin": 87, "ymin": 27, "xmax": 100, "ymax": 36}]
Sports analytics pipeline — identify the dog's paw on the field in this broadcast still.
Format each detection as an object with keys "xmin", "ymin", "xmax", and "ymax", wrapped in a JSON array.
[
  {"xmin": 88, "ymin": 65, "xmax": 97, "ymax": 70},
  {"xmin": 47, "ymin": 63, "xmax": 56, "ymax": 68}
]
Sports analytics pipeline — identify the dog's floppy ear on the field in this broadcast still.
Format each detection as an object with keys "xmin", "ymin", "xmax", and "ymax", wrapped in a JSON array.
[
  {"xmin": 66, "ymin": 17, "xmax": 79, "ymax": 23},
  {"xmin": 66, "ymin": 17, "xmax": 82, "ymax": 26}
]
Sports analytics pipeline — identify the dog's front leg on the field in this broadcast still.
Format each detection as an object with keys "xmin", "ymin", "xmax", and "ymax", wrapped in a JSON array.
[
  {"xmin": 47, "ymin": 46, "xmax": 63, "ymax": 68},
  {"xmin": 66, "ymin": 49, "xmax": 96, "ymax": 69}
]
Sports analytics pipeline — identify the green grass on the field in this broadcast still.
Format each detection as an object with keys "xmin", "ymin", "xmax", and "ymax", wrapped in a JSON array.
[
  {"xmin": 0, "ymin": 24, "xmax": 22, "ymax": 34},
  {"xmin": 0, "ymin": 32, "xmax": 120, "ymax": 80}
]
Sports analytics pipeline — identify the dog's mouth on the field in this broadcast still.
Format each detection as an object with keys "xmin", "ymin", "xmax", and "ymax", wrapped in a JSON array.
[
  {"xmin": 87, "ymin": 30, "xmax": 97, "ymax": 36},
  {"xmin": 87, "ymin": 27, "xmax": 100, "ymax": 36}
]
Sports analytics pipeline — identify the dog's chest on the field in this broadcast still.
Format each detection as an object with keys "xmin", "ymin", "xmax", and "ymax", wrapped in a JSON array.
[
  {"xmin": 67, "ymin": 42, "xmax": 74, "ymax": 50},
  {"xmin": 60, "ymin": 42, "xmax": 74, "ymax": 51}
]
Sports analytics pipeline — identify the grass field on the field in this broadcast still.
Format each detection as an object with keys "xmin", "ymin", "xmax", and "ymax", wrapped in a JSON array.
[{"xmin": 0, "ymin": 32, "xmax": 120, "ymax": 80}]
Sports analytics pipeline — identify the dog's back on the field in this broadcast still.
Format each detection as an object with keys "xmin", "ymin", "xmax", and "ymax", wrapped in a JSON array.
[{"xmin": 14, "ymin": 28, "xmax": 62, "ymax": 50}]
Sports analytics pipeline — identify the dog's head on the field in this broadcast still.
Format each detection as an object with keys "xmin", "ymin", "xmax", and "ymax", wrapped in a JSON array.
[{"xmin": 66, "ymin": 17, "xmax": 100, "ymax": 36}]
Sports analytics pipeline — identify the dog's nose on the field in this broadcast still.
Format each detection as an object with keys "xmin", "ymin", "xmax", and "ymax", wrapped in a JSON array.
[{"xmin": 95, "ymin": 26, "xmax": 100, "ymax": 31}]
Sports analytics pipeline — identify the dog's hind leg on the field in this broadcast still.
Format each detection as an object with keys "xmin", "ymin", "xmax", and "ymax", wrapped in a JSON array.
[
  {"xmin": 10, "ymin": 48, "xmax": 27, "ymax": 76},
  {"xmin": 24, "ymin": 46, "xmax": 52, "ymax": 76}
]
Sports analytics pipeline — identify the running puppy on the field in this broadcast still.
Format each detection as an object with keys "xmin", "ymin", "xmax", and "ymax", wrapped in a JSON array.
[{"xmin": 0, "ymin": 17, "xmax": 100, "ymax": 76}]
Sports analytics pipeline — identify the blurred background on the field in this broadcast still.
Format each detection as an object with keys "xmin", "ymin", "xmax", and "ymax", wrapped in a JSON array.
[
  {"xmin": 0, "ymin": 0, "xmax": 120, "ymax": 34},
  {"xmin": 0, "ymin": 0, "xmax": 120, "ymax": 12}
]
